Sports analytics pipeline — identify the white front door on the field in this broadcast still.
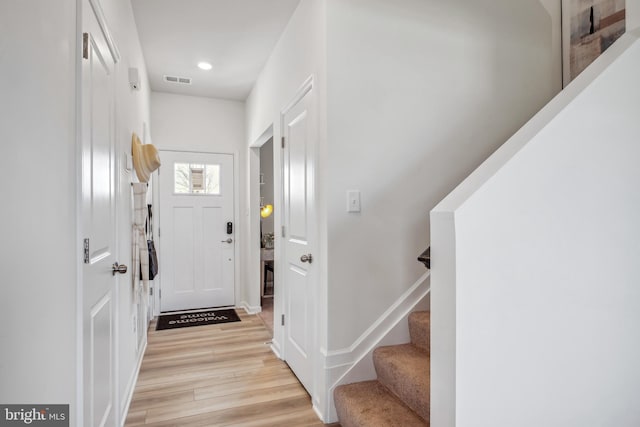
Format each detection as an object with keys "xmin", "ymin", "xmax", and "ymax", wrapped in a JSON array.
[
  {"xmin": 159, "ymin": 151, "xmax": 235, "ymax": 312},
  {"xmin": 282, "ymin": 79, "xmax": 317, "ymax": 394},
  {"xmin": 81, "ymin": 1, "xmax": 119, "ymax": 426}
]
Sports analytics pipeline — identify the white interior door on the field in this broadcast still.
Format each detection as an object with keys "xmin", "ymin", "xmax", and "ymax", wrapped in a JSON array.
[
  {"xmin": 282, "ymin": 80, "xmax": 317, "ymax": 394},
  {"xmin": 159, "ymin": 151, "xmax": 235, "ymax": 312},
  {"xmin": 81, "ymin": 1, "xmax": 119, "ymax": 426}
]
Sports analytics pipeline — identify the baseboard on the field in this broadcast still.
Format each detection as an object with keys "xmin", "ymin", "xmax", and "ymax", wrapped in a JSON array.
[
  {"xmin": 120, "ymin": 338, "xmax": 147, "ymax": 426},
  {"xmin": 320, "ymin": 271, "xmax": 431, "ymax": 422},
  {"xmin": 238, "ymin": 301, "xmax": 281, "ymax": 358},
  {"xmin": 312, "ymin": 402, "xmax": 325, "ymax": 424},
  {"xmin": 238, "ymin": 301, "xmax": 261, "ymax": 315},
  {"xmin": 270, "ymin": 337, "xmax": 282, "ymax": 359}
]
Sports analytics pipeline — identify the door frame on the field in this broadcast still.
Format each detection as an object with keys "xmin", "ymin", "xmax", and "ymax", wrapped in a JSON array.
[
  {"xmin": 76, "ymin": 0, "xmax": 121, "ymax": 424},
  {"xmin": 249, "ymin": 125, "xmax": 275, "ymax": 315},
  {"xmin": 154, "ymin": 149, "xmax": 240, "ymax": 316},
  {"xmin": 249, "ymin": 124, "xmax": 284, "ymax": 358}
]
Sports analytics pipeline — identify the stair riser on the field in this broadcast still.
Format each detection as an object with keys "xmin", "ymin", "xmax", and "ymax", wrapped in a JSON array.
[
  {"xmin": 334, "ymin": 311, "xmax": 431, "ymax": 426},
  {"xmin": 374, "ymin": 345, "xmax": 429, "ymax": 421},
  {"xmin": 334, "ymin": 381, "xmax": 428, "ymax": 427},
  {"xmin": 409, "ymin": 312, "xmax": 430, "ymax": 354}
]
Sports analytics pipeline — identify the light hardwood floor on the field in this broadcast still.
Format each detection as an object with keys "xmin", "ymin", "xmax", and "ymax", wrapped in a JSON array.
[
  {"xmin": 125, "ymin": 309, "xmax": 339, "ymax": 427},
  {"xmin": 257, "ymin": 297, "xmax": 273, "ymax": 335}
]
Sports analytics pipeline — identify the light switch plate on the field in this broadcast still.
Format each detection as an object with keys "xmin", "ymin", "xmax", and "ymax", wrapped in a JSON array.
[{"xmin": 347, "ymin": 190, "xmax": 361, "ymax": 213}]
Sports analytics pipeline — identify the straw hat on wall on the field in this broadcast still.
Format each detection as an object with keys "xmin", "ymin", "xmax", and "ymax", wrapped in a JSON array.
[{"xmin": 131, "ymin": 132, "xmax": 161, "ymax": 183}]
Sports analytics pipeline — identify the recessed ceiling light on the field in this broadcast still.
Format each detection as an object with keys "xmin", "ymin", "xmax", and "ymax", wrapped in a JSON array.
[{"xmin": 197, "ymin": 62, "xmax": 212, "ymax": 71}]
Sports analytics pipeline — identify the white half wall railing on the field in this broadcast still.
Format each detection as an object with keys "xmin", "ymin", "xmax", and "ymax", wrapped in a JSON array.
[
  {"xmin": 431, "ymin": 29, "xmax": 640, "ymax": 427},
  {"xmin": 318, "ymin": 270, "xmax": 431, "ymax": 423}
]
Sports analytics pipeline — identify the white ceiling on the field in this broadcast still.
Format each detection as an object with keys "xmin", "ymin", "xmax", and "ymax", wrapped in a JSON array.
[{"xmin": 131, "ymin": 0, "xmax": 301, "ymax": 101}]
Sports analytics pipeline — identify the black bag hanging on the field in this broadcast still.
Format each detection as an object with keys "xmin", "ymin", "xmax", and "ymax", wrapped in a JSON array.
[
  {"xmin": 146, "ymin": 240, "xmax": 159, "ymax": 280},
  {"xmin": 141, "ymin": 204, "xmax": 159, "ymax": 280}
]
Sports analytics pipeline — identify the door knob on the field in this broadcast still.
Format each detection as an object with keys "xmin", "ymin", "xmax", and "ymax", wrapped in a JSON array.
[
  {"xmin": 221, "ymin": 238, "xmax": 233, "ymax": 244},
  {"xmin": 300, "ymin": 254, "xmax": 313, "ymax": 264},
  {"xmin": 112, "ymin": 262, "xmax": 128, "ymax": 276}
]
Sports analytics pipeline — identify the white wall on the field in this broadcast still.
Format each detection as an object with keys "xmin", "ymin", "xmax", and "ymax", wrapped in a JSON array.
[
  {"xmin": 0, "ymin": 0, "xmax": 78, "ymax": 409},
  {"xmin": 98, "ymin": 0, "xmax": 153, "ymax": 418},
  {"xmin": 432, "ymin": 31, "xmax": 640, "ymax": 426},
  {"xmin": 245, "ymin": 1, "xmax": 326, "ymax": 146},
  {"xmin": 325, "ymin": 0, "xmax": 561, "ymax": 350},
  {"xmin": 629, "ymin": 0, "xmax": 640, "ymax": 29},
  {"xmin": 151, "ymin": 92, "xmax": 245, "ymax": 154},
  {"xmin": 150, "ymin": 92, "xmax": 247, "ymax": 305},
  {"xmin": 0, "ymin": 0, "xmax": 150, "ymax": 424},
  {"xmin": 245, "ymin": 0, "xmax": 327, "ymax": 352}
]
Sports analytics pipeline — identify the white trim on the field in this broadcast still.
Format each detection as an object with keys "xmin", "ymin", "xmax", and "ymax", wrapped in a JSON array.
[
  {"xmin": 318, "ymin": 271, "xmax": 431, "ymax": 422},
  {"xmin": 270, "ymin": 339, "xmax": 283, "ymax": 360},
  {"xmin": 239, "ymin": 301, "xmax": 262, "ymax": 315},
  {"xmin": 249, "ymin": 124, "xmax": 274, "ymax": 148},
  {"xmin": 238, "ymin": 303, "xmax": 284, "ymax": 362},
  {"xmin": 88, "ymin": 0, "xmax": 120, "ymax": 63},
  {"xmin": 232, "ymin": 149, "xmax": 241, "ymax": 318},
  {"xmin": 151, "ymin": 169, "xmax": 161, "ymax": 317},
  {"xmin": 75, "ymin": 2, "xmax": 85, "ymax": 425},
  {"xmin": 112, "ymin": 73, "xmax": 123, "ymax": 427},
  {"xmin": 155, "ymin": 148, "xmax": 237, "ymax": 155},
  {"xmin": 248, "ymin": 147, "xmax": 262, "ymax": 316},
  {"xmin": 312, "ymin": 403, "xmax": 325, "ymax": 424},
  {"xmin": 119, "ymin": 339, "xmax": 147, "ymax": 426},
  {"xmin": 248, "ymin": 128, "xmax": 276, "ymax": 355},
  {"xmin": 249, "ymin": 126, "xmax": 274, "ymax": 324},
  {"xmin": 281, "ymin": 75, "xmax": 314, "ymax": 116},
  {"xmin": 326, "ymin": 271, "xmax": 431, "ymax": 367}
]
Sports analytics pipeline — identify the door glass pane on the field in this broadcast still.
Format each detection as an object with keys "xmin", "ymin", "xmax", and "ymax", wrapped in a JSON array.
[
  {"xmin": 205, "ymin": 164, "xmax": 220, "ymax": 194},
  {"xmin": 174, "ymin": 163, "xmax": 220, "ymax": 195},
  {"xmin": 174, "ymin": 163, "xmax": 190, "ymax": 193}
]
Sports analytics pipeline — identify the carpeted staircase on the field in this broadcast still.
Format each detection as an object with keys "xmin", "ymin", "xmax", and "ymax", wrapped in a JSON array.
[{"xmin": 334, "ymin": 311, "xmax": 430, "ymax": 427}]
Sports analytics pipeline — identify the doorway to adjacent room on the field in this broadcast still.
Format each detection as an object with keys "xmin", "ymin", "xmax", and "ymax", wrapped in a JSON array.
[{"xmin": 258, "ymin": 138, "xmax": 275, "ymax": 335}]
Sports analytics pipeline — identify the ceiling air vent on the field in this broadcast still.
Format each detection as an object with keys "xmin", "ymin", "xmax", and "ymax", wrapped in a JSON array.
[{"xmin": 163, "ymin": 75, "xmax": 192, "ymax": 85}]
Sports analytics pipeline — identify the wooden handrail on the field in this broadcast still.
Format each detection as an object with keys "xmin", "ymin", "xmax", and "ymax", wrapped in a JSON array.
[{"xmin": 417, "ymin": 247, "xmax": 430, "ymax": 269}]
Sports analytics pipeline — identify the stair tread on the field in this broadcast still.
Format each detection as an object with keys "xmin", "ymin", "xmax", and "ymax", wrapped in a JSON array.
[
  {"xmin": 334, "ymin": 380, "xmax": 428, "ymax": 427},
  {"xmin": 374, "ymin": 343, "xmax": 430, "ymax": 421},
  {"xmin": 409, "ymin": 311, "xmax": 430, "ymax": 353}
]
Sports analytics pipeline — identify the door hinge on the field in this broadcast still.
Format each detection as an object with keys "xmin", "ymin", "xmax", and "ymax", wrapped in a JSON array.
[
  {"xmin": 83, "ymin": 238, "xmax": 90, "ymax": 264},
  {"xmin": 159, "ymin": 289, "xmax": 162, "ymax": 299},
  {"xmin": 82, "ymin": 33, "xmax": 89, "ymax": 59},
  {"xmin": 281, "ymin": 136, "xmax": 285, "ymax": 149},
  {"xmin": 149, "ymin": 287, "xmax": 153, "ymax": 296},
  {"xmin": 281, "ymin": 226, "xmax": 285, "ymax": 238},
  {"xmin": 158, "ymin": 227, "xmax": 161, "ymax": 237},
  {"xmin": 281, "ymin": 314, "xmax": 285, "ymax": 326}
]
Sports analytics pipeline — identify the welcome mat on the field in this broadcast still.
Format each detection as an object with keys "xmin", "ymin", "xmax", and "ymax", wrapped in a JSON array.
[{"xmin": 156, "ymin": 308, "xmax": 241, "ymax": 331}]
